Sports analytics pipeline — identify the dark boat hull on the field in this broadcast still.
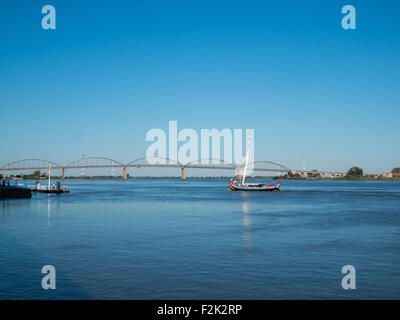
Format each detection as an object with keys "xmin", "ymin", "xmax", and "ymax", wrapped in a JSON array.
[
  {"xmin": 31, "ymin": 189, "xmax": 70, "ymax": 194},
  {"xmin": 0, "ymin": 186, "xmax": 32, "ymax": 199}
]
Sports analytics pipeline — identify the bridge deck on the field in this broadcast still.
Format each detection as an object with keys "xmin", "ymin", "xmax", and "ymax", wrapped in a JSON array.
[{"xmin": 0, "ymin": 164, "xmax": 346, "ymax": 175}]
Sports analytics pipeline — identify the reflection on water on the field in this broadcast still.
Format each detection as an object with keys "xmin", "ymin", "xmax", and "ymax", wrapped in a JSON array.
[
  {"xmin": 241, "ymin": 199, "xmax": 251, "ymax": 246},
  {"xmin": 1, "ymin": 178, "xmax": 400, "ymax": 299},
  {"xmin": 47, "ymin": 197, "xmax": 51, "ymax": 227}
]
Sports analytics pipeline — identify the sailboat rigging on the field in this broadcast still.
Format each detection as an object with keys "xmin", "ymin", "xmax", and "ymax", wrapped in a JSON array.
[{"xmin": 229, "ymin": 136, "xmax": 282, "ymax": 192}]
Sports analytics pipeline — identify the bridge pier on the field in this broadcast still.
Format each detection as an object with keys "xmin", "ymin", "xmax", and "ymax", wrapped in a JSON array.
[
  {"xmin": 123, "ymin": 167, "xmax": 127, "ymax": 180},
  {"xmin": 181, "ymin": 167, "xmax": 186, "ymax": 180},
  {"xmin": 62, "ymin": 168, "xmax": 65, "ymax": 180}
]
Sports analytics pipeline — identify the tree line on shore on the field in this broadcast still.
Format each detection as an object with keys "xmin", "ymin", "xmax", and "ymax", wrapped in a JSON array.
[{"xmin": 284, "ymin": 166, "xmax": 400, "ymax": 180}]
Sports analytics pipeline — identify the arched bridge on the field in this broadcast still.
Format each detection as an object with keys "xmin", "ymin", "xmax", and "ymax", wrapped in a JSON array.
[{"xmin": 0, "ymin": 156, "xmax": 346, "ymax": 180}]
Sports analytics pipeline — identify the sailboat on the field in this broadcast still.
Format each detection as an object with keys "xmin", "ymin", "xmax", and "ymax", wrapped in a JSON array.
[
  {"xmin": 229, "ymin": 136, "xmax": 282, "ymax": 192},
  {"xmin": 31, "ymin": 165, "xmax": 70, "ymax": 194}
]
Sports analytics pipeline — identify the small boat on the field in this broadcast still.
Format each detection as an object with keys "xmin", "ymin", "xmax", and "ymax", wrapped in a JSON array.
[
  {"xmin": 31, "ymin": 183, "xmax": 70, "ymax": 194},
  {"xmin": 0, "ymin": 180, "xmax": 32, "ymax": 199},
  {"xmin": 30, "ymin": 165, "xmax": 70, "ymax": 194},
  {"xmin": 229, "ymin": 179, "xmax": 281, "ymax": 191},
  {"xmin": 229, "ymin": 135, "xmax": 282, "ymax": 192}
]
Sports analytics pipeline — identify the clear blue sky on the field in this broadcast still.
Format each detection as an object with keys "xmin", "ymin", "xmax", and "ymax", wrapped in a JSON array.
[{"xmin": 1, "ymin": 0, "xmax": 399, "ymax": 174}]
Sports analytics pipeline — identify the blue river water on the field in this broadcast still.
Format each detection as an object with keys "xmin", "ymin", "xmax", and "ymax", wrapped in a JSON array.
[{"xmin": 1, "ymin": 178, "xmax": 399, "ymax": 299}]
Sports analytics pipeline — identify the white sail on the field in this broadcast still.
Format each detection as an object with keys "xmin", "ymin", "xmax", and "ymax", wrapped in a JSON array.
[
  {"xmin": 241, "ymin": 135, "xmax": 251, "ymax": 185},
  {"xmin": 48, "ymin": 165, "xmax": 51, "ymax": 190}
]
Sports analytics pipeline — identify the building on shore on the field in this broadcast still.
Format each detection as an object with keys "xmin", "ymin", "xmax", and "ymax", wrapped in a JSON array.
[
  {"xmin": 382, "ymin": 172, "xmax": 393, "ymax": 178},
  {"xmin": 391, "ymin": 168, "xmax": 400, "ymax": 177}
]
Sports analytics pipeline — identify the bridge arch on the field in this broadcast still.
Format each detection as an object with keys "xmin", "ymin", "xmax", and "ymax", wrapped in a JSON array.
[
  {"xmin": 0, "ymin": 159, "xmax": 63, "ymax": 170},
  {"xmin": 237, "ymin": 161, "xmax": 291, "ymax": 171},
  {"xmin": 183, "ymin": 158, "xmax": 235, "ymax": 168},
  {"xmin": 64, "ymin": 156, "xmax": 124, "ymax": 167},
  {"xmin": 126, "ymin": 157, "xmax": 181, "ymax": 166}
]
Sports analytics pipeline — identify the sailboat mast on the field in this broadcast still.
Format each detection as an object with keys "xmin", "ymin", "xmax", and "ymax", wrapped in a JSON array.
[
  {"xmin": 241, "ymin": 135, "xmax": 251, "ymax": 185},
  {"xmin": 48, "ymin": 165, "xmax": 51, "ymax": 190}
]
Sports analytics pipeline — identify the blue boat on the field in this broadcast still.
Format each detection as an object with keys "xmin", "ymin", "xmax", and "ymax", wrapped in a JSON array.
[{"xmin": 0, "ymin": 180, "xmax": 32, "ymax": 199}]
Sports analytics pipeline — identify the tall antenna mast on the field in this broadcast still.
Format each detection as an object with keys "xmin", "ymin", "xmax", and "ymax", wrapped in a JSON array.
[{"xmin": 302, "ymin": 152, "xmax": 306, "ymax": 174}]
